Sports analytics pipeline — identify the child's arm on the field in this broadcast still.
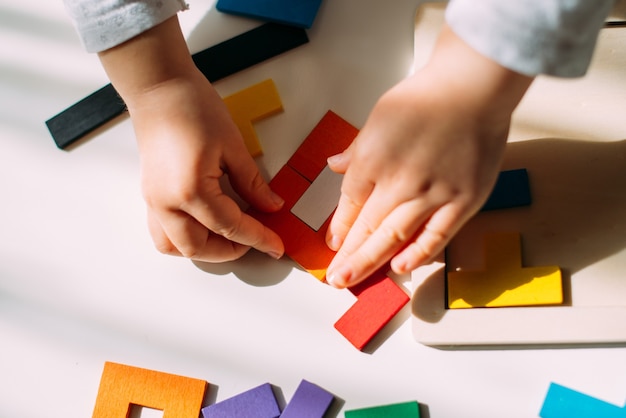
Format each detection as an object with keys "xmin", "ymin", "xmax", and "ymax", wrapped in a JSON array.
[
  {"xmin": 98, "ymin": 16, "xmax": 285, "ymax": 261},
  {"xmin": 325, "ymin": 25, "xmax": 533, "ymax": 288}
]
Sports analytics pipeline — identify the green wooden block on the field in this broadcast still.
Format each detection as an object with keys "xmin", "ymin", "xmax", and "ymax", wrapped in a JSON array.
[{"xmin": 345, "ymin": 401, "xmax": 420, "ymax": 418}]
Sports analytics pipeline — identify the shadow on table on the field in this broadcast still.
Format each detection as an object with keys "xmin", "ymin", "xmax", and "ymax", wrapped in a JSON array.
[{"xmin": 193, "ymin": 248, "xmax": 295, "ymax": 287}]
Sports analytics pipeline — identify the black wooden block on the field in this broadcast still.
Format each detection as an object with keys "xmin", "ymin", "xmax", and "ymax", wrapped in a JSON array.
[{"xmin": 47, "ymin": 23, "xmax": 309, "ymax": 149}]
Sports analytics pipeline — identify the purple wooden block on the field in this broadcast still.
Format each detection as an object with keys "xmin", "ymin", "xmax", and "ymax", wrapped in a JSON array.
[
  {"xmin": 280, "ymin": 379, "xmax": 335, "ymax": 418},
  {"xmin": 201, "ymin": 383, "xmax": 281, "ymax": 418}
]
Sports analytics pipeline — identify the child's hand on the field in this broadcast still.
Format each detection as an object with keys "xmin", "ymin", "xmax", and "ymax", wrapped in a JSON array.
[
  {"xmin": 98, "ymin": 16, "xmax": 284, "ymax": 262},
  {"xmin": 131, "ymin": 74, "xmax": 285, "ymax": 262},
  {"xmin": 325, "ymin": 25, "xmax": 533, "ymax": 288}
]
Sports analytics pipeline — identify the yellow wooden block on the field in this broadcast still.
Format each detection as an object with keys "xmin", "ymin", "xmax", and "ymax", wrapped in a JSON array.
[
  {"xmin": 91, "ymin": 362, "xmax": 207, "ymax": 418},
  {"xmin": 447, "ymin": 233, "xmax": 563, "ymax": 309},
  {"xmin": 223, "ymin": 79, "xmax": 284, "ymax": 157}
]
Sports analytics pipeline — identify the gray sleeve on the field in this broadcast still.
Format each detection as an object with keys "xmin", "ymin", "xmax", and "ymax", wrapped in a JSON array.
[
  {"xmin": 446, "ymin": 0, "xmax": 614, "ymax": 77},
  {"xmin": 63, "ymin": 0, "xmax": 189, "ymax": 53}
]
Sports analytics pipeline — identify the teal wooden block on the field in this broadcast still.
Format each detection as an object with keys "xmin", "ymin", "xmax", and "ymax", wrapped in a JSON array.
[
  {"xmin": 344, "ymin": 401, "xmax": 420, "ymax": 418},
  {"xmin": 540, "ymin": 383, "xmax": 626, "ymax": 418}
]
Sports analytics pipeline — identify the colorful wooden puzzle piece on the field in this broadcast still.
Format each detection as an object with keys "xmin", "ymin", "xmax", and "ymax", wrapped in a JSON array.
[
  {"xmin": 201, "ymin": 383, "xmax": 280, "ymax": 418},
  {"xmin": 447, "ymin": 232, "xmax": 563, "ymax": 309},
  {"xmin": 46, "ymin": 23, "xmax": 308, "ymax": 149},
  {"xmin": 480, "ymin": 168, "xmax": 531, "ymax": 211},
  {"xmin": 539, "ymin": 382, "xmax": 626, "ymax": 418},
  {"xmin": 216, "ymin": 0, "xmax": 323, "ymax": 29},
  {"xmin": 248, "ymin": 110, "xmax": 358, "ymax": 281},
  {"xmin": 280, "ymin": 379, "xmax": 335, "ymax": 418},
  {"xmin": 91, "ymin": 362, "xmax": 207, "ymax": 418},
  {"xmin": 334, "ymin": 269, "xmax": 410, "ymax": 350},
  {"xmin": 223, "ymin": 79, "xmax": 283, "ymax": 157},
  {"xmin": 344, "ymin": 401, "xmax": 421, "ymax": 418}
]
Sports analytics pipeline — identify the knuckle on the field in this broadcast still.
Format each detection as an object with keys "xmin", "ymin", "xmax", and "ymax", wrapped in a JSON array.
[
  {"xmin": 213, "ymin": 219, "xmax": 242, "ymax": 241},
  {"xmin": 379, "ymin": 223, "xmax": 409, "ymax": 246},
  {"xmin": 153, "ymin": 239, "xmax": 179, "ymax": 256}
]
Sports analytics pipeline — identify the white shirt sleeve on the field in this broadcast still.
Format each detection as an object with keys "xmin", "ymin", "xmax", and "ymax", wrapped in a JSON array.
[
  {"xmin": 446, "ymin": 0, "xmax": 614, "ymax": 77},
  {"xmin": 63, "ymin": 0, "xmax": 189, "ymax": 53}
]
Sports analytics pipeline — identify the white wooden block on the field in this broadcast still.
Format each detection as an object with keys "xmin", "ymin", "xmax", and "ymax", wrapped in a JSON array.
[{"xmin": 291, "ymin": 165, "xmax": 343, "ymax": 231}]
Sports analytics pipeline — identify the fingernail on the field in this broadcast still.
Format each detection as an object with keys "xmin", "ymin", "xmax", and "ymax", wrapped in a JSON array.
[
  {"xmin": 391, "ymin": 255, "xmax": 408, "ymax": 274},
  {"xmin": 266, "ymin": 250, "xmax": 283, "ymax": 260},
  {"xmin": 326, "ymin": 265, "xmax": 352, "ymax": 289},
  {"xmin": 327, "ymin": 154, "xmax": 342, "ymax": 166},
  {"xmin": 327, "ymin": 234, "xmax": 343, "ymax": 251},
  {"xmin": 270, "ymin": 191, "xmax": 285, "ymax": 208}
]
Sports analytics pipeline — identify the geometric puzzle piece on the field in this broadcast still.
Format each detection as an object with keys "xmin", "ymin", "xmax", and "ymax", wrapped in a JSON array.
[
  {"xmin": 91, "ymin": 362, "xmax": 208, "ymax": 418},
  {"xmin": 291, "ymin": 165, "xmax": 343, "ymax": 231},
  {"xmin": 201, "ymin": 383, "xmax": 280, "ymax": 418},
  {"xmin": 344, "ymin": 400, "xmax": 421, "ymax": 418},
  {"xmin": 223, "ymin": 79, "xmax": 283, "ymax": 157},
  {"xmin": 280, "ymin": 379, "xmax": 335, "ymax": 418},
  {"xmin": 216, "ymin": 0, "xmax": 323, "ymax": 29},
  {"xmin": 286, "ymin": 110, "xmax": 358, "ymax": 182},
  {"xmin": 481, "ymin": 168, "xmax": 531, "ymax": 211},
  {"xmin": 539, "ymin": 382, "xmax": 626, "ymax": 418},
  {"xmin": 334, "ymin": 269, "xmax": 410, "ymax": 350},
  {"xmin": 248, "ymin": 110, "xmax": 358, "ymax": 281},
  {"xmin": 447, "ymin": 232, "xmax": 563, "ymax": 309},
  {"xmin": 46, "ymin": 23, "xmax": 308, "ymax": 149}
]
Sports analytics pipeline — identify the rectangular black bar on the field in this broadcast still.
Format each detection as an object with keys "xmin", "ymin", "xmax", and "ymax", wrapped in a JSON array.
[{"xmin": 46, "ymin": 23, "xmax": 309, "ymax": 149}]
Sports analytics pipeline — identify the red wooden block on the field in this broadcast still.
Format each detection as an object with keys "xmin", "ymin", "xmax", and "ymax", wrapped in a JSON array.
[
  {"xmin": 287, "ymin": 110, "xmax": 358, "ymax": 182},
  {"xmin": 334, "ymin": 270, "xmax": 410, "ymax": 350},
  {"xmin": 249, "ymin": 111, "xmax": 358, "ymax": 281},
  {"xmin": 249, "ymin": 165, "xmax": 336, "ymax": 280}
]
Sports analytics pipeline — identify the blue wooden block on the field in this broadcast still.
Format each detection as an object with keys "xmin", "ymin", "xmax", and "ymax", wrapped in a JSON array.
[
  {"xmin": 280, "ymin": 379, "xmax": 334, "ymax": 418},
  {"xmin": 539, "ymin": 382, "xmax": 626, "ymax": 418},
  {"xmin": 481, "ymin": 168, "xmax": 531, "ymax": 211},
  {"xmin": 202, "ymin": 383, "xmax": 281, "ymax": 418},
  {"xmin": 216, "ymin": 0, "xmax": 323, "ymax": 29}
]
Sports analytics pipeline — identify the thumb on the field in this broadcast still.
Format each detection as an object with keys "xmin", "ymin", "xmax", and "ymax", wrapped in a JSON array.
[
  {"xmin": 327, "ymin": 143, "xmax": 354, "ymax": 174},
  {"xmin": 224, "ymin": 150, "xmax": 284, "ymax": 213}
]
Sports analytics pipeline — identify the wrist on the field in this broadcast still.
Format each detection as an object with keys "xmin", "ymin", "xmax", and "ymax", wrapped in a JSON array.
[
  {"xmin": 98, "ymin": 15, "xmax": 199, "ymax": 109},
  {"xmin": 421, "ymin": 24, "xmax": 534, "ymax": 122}
]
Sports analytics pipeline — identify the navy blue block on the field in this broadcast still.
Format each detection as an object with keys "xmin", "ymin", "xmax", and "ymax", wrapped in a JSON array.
[
  {"xmin": 216, "ymin": 0, "xmax": 323, "ymax": 29},
  {"xmin": 481, "ymin": 168, "xmax": 531, "ymax": 211}
]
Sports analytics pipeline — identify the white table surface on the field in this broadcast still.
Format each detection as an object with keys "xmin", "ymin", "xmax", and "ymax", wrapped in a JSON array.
[{"xmin": 1, "ymin": 1, "xmax": 624, "ymax": 417}]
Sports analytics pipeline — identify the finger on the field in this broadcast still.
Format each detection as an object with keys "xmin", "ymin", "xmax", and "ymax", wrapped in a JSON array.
[
  {"xmin": 223, "ymin": 137, "xmax": 284, "ymax": 213},
  {"xmin": 327, "ymin": 142, "xmax": 354, "ymax": 174},
  {"xmin": 325, "ymin": 166, "xmax": 375, "ymax": 251},
  {"xmin": 183, "ymin": 190, "xmax": 284, "ymax": 259},
  {"xmin": 146, "ymin": 210, "xmax": 182, "ymax": 256},
  {"xmin": 156, "ymin": 207, "xmax": 252, "ymax": 262},
  {"xmin": 390, "ymin": 202, "xmax": 470, "ymax": 274},
  {"xmin": 326, "ymin": 198, "xmax": 437, "ymax": 288}
]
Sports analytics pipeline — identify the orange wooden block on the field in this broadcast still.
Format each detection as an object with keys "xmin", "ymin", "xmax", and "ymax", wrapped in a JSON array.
[
  {"xmin": 91, "ymin": 362, "xmax": 207, "ymax": 418},
  {"xmin": 223, "ymin": 78, "xmax": 284, "ymax": 157},
  {"xmin": 249, "ymin": 111, "xmax": 358, "ymax": 281}
]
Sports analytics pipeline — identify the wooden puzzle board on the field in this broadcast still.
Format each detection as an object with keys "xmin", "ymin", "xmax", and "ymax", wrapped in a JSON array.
[{"xmin": 411, "ymin": 3, "xmax": 626, "ymax": 346}]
